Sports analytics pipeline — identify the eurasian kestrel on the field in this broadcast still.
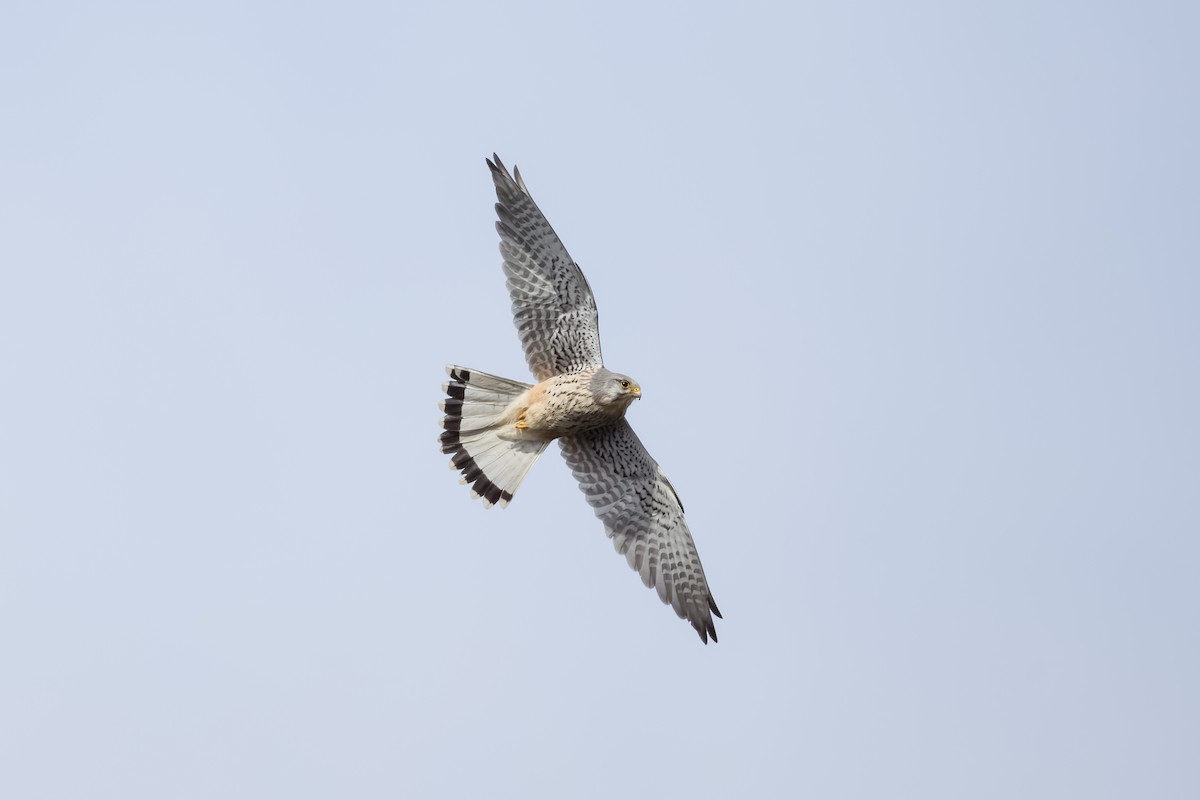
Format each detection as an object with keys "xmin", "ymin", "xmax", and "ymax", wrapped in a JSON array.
[{"xmin": 439, "ymin": 155, "xmax": 721, "ymax": 643}]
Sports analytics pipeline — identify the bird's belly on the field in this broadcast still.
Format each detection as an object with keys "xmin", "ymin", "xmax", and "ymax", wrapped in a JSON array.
[{"xmin": 497, "ymin": 373, "xmax": 623, "ymax": 441}]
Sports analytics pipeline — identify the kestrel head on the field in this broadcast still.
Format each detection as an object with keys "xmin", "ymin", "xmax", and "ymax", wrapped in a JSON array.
[{"xmin": 591, "ymin": 368, "xmax": 641, "ymax": 410}]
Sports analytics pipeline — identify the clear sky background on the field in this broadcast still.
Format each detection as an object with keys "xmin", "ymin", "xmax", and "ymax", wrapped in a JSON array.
[{"xmin": 2, "ymin": 2, "xmax": 1197, "ymax": 798}]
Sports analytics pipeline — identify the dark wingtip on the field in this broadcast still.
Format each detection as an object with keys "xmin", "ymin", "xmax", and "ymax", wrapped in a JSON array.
[
  {"xmin": 693, "ymin": 615, "xmax": 719, "ymax": 644},
  {"xmin": 487, "ymin": 153, "xmax": 508, "ymax": 180},
  {"xmin": 487, "ymin": 154, "xmax": 528, "ymax": 198}
]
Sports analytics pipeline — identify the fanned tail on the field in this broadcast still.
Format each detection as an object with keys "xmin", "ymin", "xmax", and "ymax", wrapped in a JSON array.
[{"xmin": 439, "ymin": 365, "xmax": 549, "ymax": 507}]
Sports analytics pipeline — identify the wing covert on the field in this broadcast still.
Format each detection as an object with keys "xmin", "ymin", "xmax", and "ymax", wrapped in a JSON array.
[
  {"xmin": 558, "ymin": 421, "xmax": 721, "ymax": 643},
  {"xmin": 487, "ymin": 155, "xmax": 604, "ymax": 381}
]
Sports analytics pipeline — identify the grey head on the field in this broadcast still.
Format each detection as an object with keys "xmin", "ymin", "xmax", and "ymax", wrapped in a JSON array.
[{"xmin": 590, "ymin": 367, "xmax": 642, "ymax": 410}]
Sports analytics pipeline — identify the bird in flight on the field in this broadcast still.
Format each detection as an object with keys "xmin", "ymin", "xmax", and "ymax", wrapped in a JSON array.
[{"xmin": 439, "ymin": 155, "xmax": 721, "ymax": 643}]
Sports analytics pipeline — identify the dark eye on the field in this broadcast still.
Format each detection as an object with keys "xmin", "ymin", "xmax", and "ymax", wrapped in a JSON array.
[{"xmin": 619, "ymin": 380, "xmax": 629, "ymax": 389}]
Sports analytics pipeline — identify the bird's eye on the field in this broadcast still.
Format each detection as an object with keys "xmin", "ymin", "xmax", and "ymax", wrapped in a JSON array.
[{"xmin": 619, "ymin": 380, "xmax": 630, "ymax": 389}]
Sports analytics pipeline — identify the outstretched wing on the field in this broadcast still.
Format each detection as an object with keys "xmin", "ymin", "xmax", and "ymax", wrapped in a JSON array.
[
  {"xmin": 558, "ymin": 421, "xmax": 722, "ymax": 643},
  {"xmin": 488, "ymin": 155, "xmax": 604, "ymax": 382}
]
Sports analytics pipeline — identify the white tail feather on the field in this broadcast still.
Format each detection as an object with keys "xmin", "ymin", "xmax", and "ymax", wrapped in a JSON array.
[{"xmin": 439, "ymin": 365, "xmax": 550, "ymax": 507}]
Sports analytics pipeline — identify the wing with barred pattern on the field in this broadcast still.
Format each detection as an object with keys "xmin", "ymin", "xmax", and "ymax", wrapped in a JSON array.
[
  {"xmin": 487, "ymin": 155, "xmax": 604, "ymax": 382},
  {"xmin": 558, "ymin": 420, "xmax": 721, "ymax": 643}
]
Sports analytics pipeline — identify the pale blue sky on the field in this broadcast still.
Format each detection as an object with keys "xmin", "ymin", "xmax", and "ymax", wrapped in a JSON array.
[{"xmin": 2, "ymin": 2, "xmax": 1197, "ymax": 798}]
